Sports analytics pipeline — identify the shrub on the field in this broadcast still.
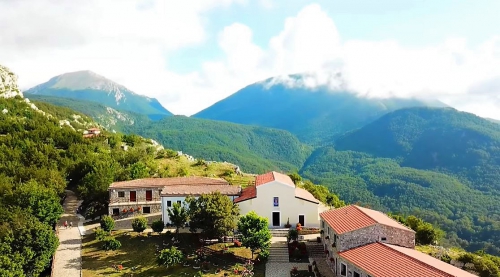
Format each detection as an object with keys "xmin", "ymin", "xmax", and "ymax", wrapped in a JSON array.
[
  {"xmin": 94, "ymin": 227, "xmax": 109, "ymax": 241},
  {"xmin": 100, "ymin": 215, "xmax": 115, "ymax": 232},
  {"xmin": 258, "ymin": 248, "xmax": 270, "ymax": 260},
  {"xmin": 102, "ymin": 237, "xmax": 121, "ymax": 251},
  {"xmin": 288, "ymin": 229, "xmax": 298, "ymax": 241},
  {"xmin": 157, "ymin": 246, "xmax": 183, "ymax": 268},
  {"xmin": 152, "ymin": 220, "xmax": 165, "ymax": 233},
  {"xmin": 132, "ymin": 216, "xmax": 148, "ymax": 233}
]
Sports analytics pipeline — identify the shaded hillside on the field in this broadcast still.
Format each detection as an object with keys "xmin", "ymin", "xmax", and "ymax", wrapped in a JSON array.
[
  {"xmin": 193, "ymin": 75, "xmax": 445, "ymax": 144},
  {"xmin": 25, "ymin": 93, "xmax": 151, "ymax": 132},
  {"xmin": 25, "ymin": 70, "xmax": 172, "ymax": 119},
  {"xmin": 133, "ymin": 116, "xmax": 312, "ymax": 173},
  {"xmin": 334, "ymin": 107, "xmax": 500, "ymax": 194},
  {"xmin": 300, "ymin": 147, "xmax": 500, "ymax": 255}
]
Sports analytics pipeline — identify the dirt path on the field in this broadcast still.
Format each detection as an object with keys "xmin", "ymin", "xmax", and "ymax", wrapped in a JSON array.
[{"xmin": 53, "ymin": 190, "xmax": 82, "ymax": 277}]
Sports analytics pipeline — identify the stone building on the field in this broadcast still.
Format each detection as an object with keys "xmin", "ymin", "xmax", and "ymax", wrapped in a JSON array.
[
  {"xmin": 319, "ymin": 205, "xmax": 476, "ymax": 277},
  {"xmin": 108, "ymin": 176, "xmax": 238, "ymax": 219}
]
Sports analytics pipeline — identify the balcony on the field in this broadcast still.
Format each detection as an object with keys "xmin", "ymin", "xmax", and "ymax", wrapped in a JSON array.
[{"xmin": 109, "ymin": 197, "xmax": 161, "ymax": 206}]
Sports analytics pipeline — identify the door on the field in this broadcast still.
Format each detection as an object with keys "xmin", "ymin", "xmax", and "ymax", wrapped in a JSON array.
[
  {"xmin": 146, "ymin": 190, "xmax": 152, "ymax": 201},
  {"xmin": 272, "ymin": 212, "xmax": 280, "ymax": 227},
  {"xmin": 299, "ymin": 215, "xmax": 305, "ymax": 227},
  {"xmin": 130, "ymin": 191, "xmax": 136, "ymax": 202}
]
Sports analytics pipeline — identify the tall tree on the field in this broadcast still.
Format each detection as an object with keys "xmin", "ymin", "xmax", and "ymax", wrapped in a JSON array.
[
  {"xmin": 167, "ymin": 202, "xmax": 188, "ymax": 235},
  {"xmin": 237, "ymin": 211, "xmax": 271, "ymax": 259},
  {"xmin": 186, "ymin": 192, "xmax": 240, "ymax": 239}
]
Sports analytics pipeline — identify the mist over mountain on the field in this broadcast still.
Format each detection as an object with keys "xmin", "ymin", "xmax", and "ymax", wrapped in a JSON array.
[{"xmin": 193, "ymin": 74, "xmax": 447, "ymax": 144}]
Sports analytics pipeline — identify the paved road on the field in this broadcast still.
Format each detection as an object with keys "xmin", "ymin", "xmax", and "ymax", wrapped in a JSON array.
[{"xmin": 53, "ymin": 190, "xmax": 82, "ymax": 277}]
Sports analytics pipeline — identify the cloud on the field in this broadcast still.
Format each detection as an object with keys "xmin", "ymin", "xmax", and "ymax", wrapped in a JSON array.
[{"xmin": 1, "ymin": 2, "xmax": 500, "ymax": 118}]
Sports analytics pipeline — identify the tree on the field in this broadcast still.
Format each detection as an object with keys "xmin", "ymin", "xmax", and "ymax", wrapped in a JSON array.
[
  {"xmin": 100, "ymin": 215, "xmax": 115, "ymax": 232},
  {"xmin": 129, "ymin": 161, "xmax": 150, "ymax": 179},
  {"xmin": 186, "ymin": 192, "xmax": 240, "ymax": 239},
  {"xmin": 5, "ymin": 180, "xmax": 63, "ymax": 226},
  {"xmin": 237, "ymin": 211, "xmax": 271, "ymax": 258},
  {"xmin": 102, "ymin": 237, "xmax": 121, "ymax": 251},
  {"xmin": 152, "ymin": 220, "xmax": 165, "ymax": 234},
  {"xmin": 288, "ymin": 172, "xmax": 302, "ymax": 185},
  {"xmin": 132, "ymin": 216, "xmax": 148, "ymax": 233},
  {"xmin": 167, "ymin": 202, "xmax": 188, "ymax": 235},
  {"xmin": 0, "ymin": 207, "xmax": 59, "ymax": 276},
  {"xmin": 157, "ymin": 246, "xmax": 183, "ymax": 268}
]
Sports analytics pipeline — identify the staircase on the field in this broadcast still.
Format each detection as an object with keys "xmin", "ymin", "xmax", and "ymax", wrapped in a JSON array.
[
  {"xmin": 270, "ymin": 228, "xmax": 289, "ymax": 237},
  {"xmin": 305, "ymin": 241, "xmax": 325, "ymax": 258},
  {"xmin": 268, "ymin": 242, "xmax": 289, "ymax": 263}
]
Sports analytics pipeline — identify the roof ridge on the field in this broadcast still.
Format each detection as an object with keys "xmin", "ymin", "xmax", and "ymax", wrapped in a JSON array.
[
  {"xmin": 354, "ymin": 205, "xmax": 411, "ymax": 231},
  {"xmin": 352, "ymin": 205, "xmax": 378, "ymax": 224},
  {"xmin": 378, "ymin": 243, "xmax": 454, "ymax": 277}
]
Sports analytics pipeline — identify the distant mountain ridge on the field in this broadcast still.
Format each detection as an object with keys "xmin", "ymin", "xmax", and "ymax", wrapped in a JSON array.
[
  {"xmin": 193, "ymin": 74, "xmax": 447, "ymax": 144},
  {"xmin": 25, "ymin": 70, "xmax": 172, "ymax": 119}
]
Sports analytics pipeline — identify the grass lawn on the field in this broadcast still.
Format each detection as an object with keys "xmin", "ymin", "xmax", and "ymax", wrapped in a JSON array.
[{"xmin": 82, "ymin": 231, "xmax": 265, "ymax": 277}]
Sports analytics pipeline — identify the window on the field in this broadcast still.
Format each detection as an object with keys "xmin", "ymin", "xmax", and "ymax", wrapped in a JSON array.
[
  {"xmin": 273, "ymin": 197, "xmax": 279, "ymax": 207},
  {"xmin": 130, "ymin": 191, "xmax": 136, "ymax": 202},
  {"xmin": 118, "ymin": 191, "xmax": 125, "ymax": 197},
  {"xmin": 167, "ymin": 201, "xmax": 172, "ymax": 207},
  {"xmin": 146, "ymin": 190, "xmax": 152, "ymax": 201},
  {"xmin": 177, "ymin": 200, "xmax": 182, "ymax": 205},
  {"xmin": 381, "ymin": 237, "xmax": 387, "ymax": 241},
  {"xmin": 353, "ymin": 271, "xmax": 360, "ymax": 277},
  {"xmin": 143, "ymin": 207, "xmax": 151, "ymax": 214},
  {"xmin": 340, "ymin": 263, "xmax": 347, "ymax": 276},
  {"xmin": 112, "ymin": 208, "xmax": 119, "ymax": 215},
  {"xmin": 321, "ymin": 220, "xmax": 324, "ymax": 228}
]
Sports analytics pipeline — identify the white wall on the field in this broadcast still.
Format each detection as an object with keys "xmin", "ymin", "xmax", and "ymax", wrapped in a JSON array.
[
  {"xmin": 237, "ymin": 181, "xmax": 320, "ymax": 228},
  {"xmin": 161, "ymin": 195, "xmax": 239, "ymax": 225}
]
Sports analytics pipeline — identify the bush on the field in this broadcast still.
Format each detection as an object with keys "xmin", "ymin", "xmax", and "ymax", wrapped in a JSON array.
[
  {"xmin": 152, "ymin": 220, "xmax": 165, "ymax": 233},
  {"xmin": 100, "ymin": 215, "xmax": 115, "ymax": 232},
  {"xmin": 132, "ymin": 216, "xmax": 148, "ymax": 233},
  {"xmin": 288, "ymin": 229, "xmax": 299, "ymax": 241},
  {"xmin": 102, "ymin": 237, "xmax": 121, "ymax": 251},
  {"xmin": 258, "ymin": 248, "xmax": 269, "ymax": 260},
  {"xmin": 94, "ymin": 227, "xmax": 109, "ymax": 241},
  {"xmin": 157, "ymin": 246, "xmax": 183, "ymax": 268}
]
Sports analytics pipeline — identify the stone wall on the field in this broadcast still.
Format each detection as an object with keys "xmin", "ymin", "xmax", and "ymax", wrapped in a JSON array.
[
  {"xmin": 336, "ymin": 256, "xmax": 372, "ymax": 277},
  {"xmin": 379, "ymin": 224, "xmax": 415, "ymax": 248},
  {"xmin": 109, "ymin": 187, "xmax": 162, "ymax": 203},
  {"xmin": 337, "ymin": 224, "xmax": 415, "ymax": 252},
  {"xmin": 108, "ymin": 203, "xmax": 162, "ymax": 216}
]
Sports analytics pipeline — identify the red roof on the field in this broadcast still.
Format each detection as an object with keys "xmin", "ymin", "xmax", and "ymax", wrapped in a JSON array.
[
  {"xmin": 255, "ymin": 171, "xmax": 295, "ymax": 187},
  {"xmin": 109, "ymin": 177, "xmax": 229, "ymax": 189},
  {"xmin": 320, "ymin": 205, "xmax": 412, "ymax": 234},
  {"xmin": 233, "ymin": 186, "xmax": 256, "ymax": 203},
  {"xmin": 339, "ymin": 242, "xmax": 476, "ymax": 277}
]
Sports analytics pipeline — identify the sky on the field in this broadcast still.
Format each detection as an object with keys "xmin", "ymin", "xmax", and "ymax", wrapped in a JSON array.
[{"xmin": 1, "ymin": 0, "xmax": 500, "ymax": 118}]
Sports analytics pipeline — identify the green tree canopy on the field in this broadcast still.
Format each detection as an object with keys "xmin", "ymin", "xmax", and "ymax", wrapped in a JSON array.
[
  {"xmin": 167, "ymin": 202, "xmax": 188, "ymax": 235},
  {"xmin": 237, "ymin": 211, "xmax": 271, "ymax": 258}
]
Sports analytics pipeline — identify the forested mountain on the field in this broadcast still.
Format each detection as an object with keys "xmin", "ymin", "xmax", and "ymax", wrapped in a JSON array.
[
  {"xmin": 25, "ymin": 93, "xmax": 150, "ymax": 133},
  {"xmin": 193, "ymin": 74, "xmax": 446, "ymax": 144},
  {"xmin": 25, "ymin": 71, "xmax": 172, "ymax": 120},
  {"xmin": 133, "ymin": 116, "xmax": 312, "ymax": 173},
  {"xmin": 335, "ymin": 107, "xmax": 500, "ymax": 194}
]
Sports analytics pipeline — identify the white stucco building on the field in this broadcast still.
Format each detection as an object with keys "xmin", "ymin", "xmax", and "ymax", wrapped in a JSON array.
[{"xmin": 234, "ymin": 171, "xmax": 325, "ymax": 228}]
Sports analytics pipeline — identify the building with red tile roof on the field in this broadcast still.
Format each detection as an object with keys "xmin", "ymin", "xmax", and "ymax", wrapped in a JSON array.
[
  {"xmin": 235, "ymin": 171, "xmax": 325, "ymax": 228},
  {"xmin": 319, "ymin": 205, "xmax": 475, "ymax": 277}
]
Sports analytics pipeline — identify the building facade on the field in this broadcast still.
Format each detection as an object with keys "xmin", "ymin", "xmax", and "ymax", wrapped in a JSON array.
[
  {"xmin": 235, "ymin": 171, "xmax": 324, "ymax": 228},
  {"xmin": 320, "ymin": 205, "xmax": 476, "ymax": 277}
]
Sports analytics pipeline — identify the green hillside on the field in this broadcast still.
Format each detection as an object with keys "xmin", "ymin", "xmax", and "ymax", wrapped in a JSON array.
[
  {"xmin": 25, "ymin": 93, "xmax": 151, "ymax": 133},
  {"xmin": 133, "ymin": 116, "xmax": 312, "ymax": 173},
  {"xmin": 335, "ymin": 107, "xmax": 500, "ymax": 194},
  {"xmin": 25, "ymin": 70, "xmax": 173, "ymax": 119},
  {"xmin": 300, "ymin": 147, "xmax": 500, "ymax": 254},
  {"xmin": 193, "ymin": 75, "xmax": 446, "ymax": 145}
]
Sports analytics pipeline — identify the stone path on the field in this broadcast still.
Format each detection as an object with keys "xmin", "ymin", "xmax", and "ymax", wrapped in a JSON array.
[{"xmin": 53, "ymin": 190, "xmax": 83, "ymax": 277}]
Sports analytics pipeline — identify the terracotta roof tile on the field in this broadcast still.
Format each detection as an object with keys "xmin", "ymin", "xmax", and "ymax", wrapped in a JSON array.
[
  {"xmin": 295, "ymin": 187, "xmax": 319, "ymax": 203},
  {"xmin": 233, "ymin": 186, "xmax": 256, "ymax": 203},
  {"xmin": 255, "ymin": 171, "xmax": 295, "ymax": 187},
  {"xmin": 339, "ymin": 242, "xmax": 476, "ymax": 277},
  {"xmin": 109, "ymin": 177, "xmax": 229, "ymax": 189},
  {"xmin": 320, "ymin": 205, "xmax": 412, "ymax": 234},
  {"xmin": 161, "ymin": 184, "xmax": 240, "ymax": 196}
]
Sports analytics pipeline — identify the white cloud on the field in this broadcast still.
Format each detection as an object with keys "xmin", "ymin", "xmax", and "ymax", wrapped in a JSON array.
[{"xmin": 2, "ymin": 2, "xmax": 500, "ymax": 118}]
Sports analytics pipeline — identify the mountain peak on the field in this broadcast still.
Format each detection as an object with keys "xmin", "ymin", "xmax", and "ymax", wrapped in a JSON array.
[{"xmin": 25, "ymin": 71, "xmax": 172, "ymax": 118}]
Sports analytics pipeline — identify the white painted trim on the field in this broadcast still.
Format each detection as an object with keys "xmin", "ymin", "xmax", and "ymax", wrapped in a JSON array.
[
  {"xmin": 340, "ymin": 262, "xmax": 347, "ymax": 276},
  {"xmin": 272, "ymin": 211, "xmax": 281, "ymax": 227}
]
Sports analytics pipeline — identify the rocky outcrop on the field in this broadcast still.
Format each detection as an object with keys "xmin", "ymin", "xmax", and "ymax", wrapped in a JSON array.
[{"xmin": 0, "ymin": 65, "xmax": 23, "ymax": 98}]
